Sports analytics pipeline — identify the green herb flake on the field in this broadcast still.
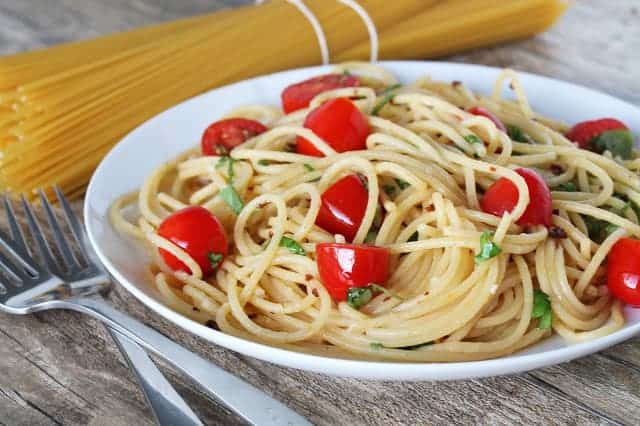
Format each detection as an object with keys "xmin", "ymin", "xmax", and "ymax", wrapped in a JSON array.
[
  {"xmin": 369, "ymin": 342, "xmax": 384, "ymax": 350},
  {"xmin": 464, "ymin": 134, "xmax": 482, "ymax": 145},
  {"xmin": 408, "ymin": 231, "xmax": 419, "ymax": 242},
  {"xmin": 279, "ymin": 236, "xmax": 305, "ymax": 255},
  {"xmin": 365, "ymin": 229, "xmax": 378, "ymax": 244},
  {"xmin": 474, "ymin": 231, "xmax": 502, "ymax": 264},
  {"xmin": 590, "ymin": 129, "xmax": 634, "ymax": 160},
  {"xmin": 395, "ymin": 178, "xmax": 410, "ymax": 190},
  {"xmin": 207, "ymin": 252, "xmax": 223, "ymax": 270},
  {"xmin": 347, "ymin": 287, "xmax": 373, "ymax": 309},
  {"xmin": 506, "ymin": 124, "xmax": 533, "ymax": 143},
  {"xmin": 399, "ymin": 341, "xmax": 434, "ymax": 350},
  {"xmin": 257, "ymin": 159, "xmax": 270, "ymax": 166},
  {"xmin": 219, "ymin": 185, "xmax": 244, "ymax": 215},
  {"xmin": 303, "ymin": 163, "xmax": 315, "ymax": 172},
  {"xmin": 307, "ymin": 176, "xmax": 321, "ymax": 183},
  {"xmin": 582, "ymin": 215, "xmax": 617, "ymax": 243},
  {"xmin": 532, "ymin": 289, "xmax": 552, "ymax": 330},
  {"xmin": 383, "ymin": 185, "xmax": 397, "ymax": 197},
  {"xmin": 371, "ymin": 84, "xmax": 402, "ymax": 116},
  {"xmin": 554, "ymin": 182, "xmax": 577, "ymax": 192},
  {"xmin": 216, "ymin": 156, "xmax": 237, "ymax": 183}
]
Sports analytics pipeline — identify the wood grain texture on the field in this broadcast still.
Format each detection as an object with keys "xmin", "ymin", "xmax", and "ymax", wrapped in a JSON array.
[{"xmin": 0, "ymin": 1, "xmax": 639, "ymax": 425}]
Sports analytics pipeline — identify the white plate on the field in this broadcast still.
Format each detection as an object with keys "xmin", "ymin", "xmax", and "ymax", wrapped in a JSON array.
[{"xmin": 85, "ymin": 61, "xmax": 640, "ymax": 381}]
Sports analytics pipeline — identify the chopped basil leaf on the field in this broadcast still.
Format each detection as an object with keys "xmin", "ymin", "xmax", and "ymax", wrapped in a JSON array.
[
  {"xmin": 372, "ymin": 84, "xmax": 402, "ymax": 116},
  {"xmin": 369, "ymin": 342, "xmax": 384, "ymax": 350},
  {"xmin": 590, "ymin": 129, "xmax": 634, "ymax": 160},
  {"xmin": 373, "ymin": 204, "xmax": 384, "ymax": 228},
  {"xmin": 383, "ymin": 184, "xmax": 397, "ymax": 197},
  {"xmin": 554, "ymin": 182, "xmax": 577, "ymax": 192},
  {"xmin": 399, "ymin": 342, "xmax": 434, "ymax": 350},
  {"xmin": 257, "ymin": 159, "xmax": 270, "ymax": 166},
  {"xmin": 582, "ymin": 215, "xmax": 616, "ymax": 243},
  {"xmin": 279, "ymin": 236, "xmax": 305, "ymax": 255},
  {"xmin": 207, "ymin": 252, "xmax": 223, "ymax": 270},
  {"xmin": 379, "ymin": 83, "xmax": 402, "ymax": 96},
  {"xmin": 474, "ymin": 231, "xmax": 501, "ymax": 264},
  {"xmin": 506, "ymin": 124, "xmax": 534, "ymax": 143},
  {"xmin": 408, "ymin": 231, "xmax": 419, "ymax": 242},
  {"xmin": 342, "ymin": 69, "xmax": 352, "ymax": 76},
  {"xmin": 303, "ymin": 163, "xmax": 315, "ymax": 172},
  {"xmin": 464, "ymin": 134, "xmax": 482, "ymax": 145},
  {"xmin": 347, "ymin": 287, "xmax": 373, "ymax": 309},
  {"xmin": 605, "ymin": 223, "xmax": 619, "ymax": 235},
  {"xmin": 532, "ymin": 289, "xmax": 552, "ymax": 330},
  {"xmin": 216, "ymin": 156, "xmax": 236, "ymax": 183},
  {"xmin": 395, "ymin": 178, "xmax": 410, "ymax": 190},
  {"xmin": 365, "ymin": 229, "xmax": 378, "ymax": 244},
  {"xmin": 219, "ymin": 185, "xmax": 244, "ymax": 215}
]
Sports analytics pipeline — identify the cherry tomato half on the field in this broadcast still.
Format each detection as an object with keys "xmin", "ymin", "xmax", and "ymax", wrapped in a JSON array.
[
  {"xmin": 281, "ymin": 73, "xmax": 360, "ymax": 114},
  {"xmin": 296, "ymin": 98, "xmax": 370, "ymax": 157},
  {"xmin": 157, "ymin": 206, "xmax": 228, "ymax": 276},
  {"xmin": 316, "ymin": 243, "xmax": 390, "ymax": 301},
  {"xmin": 468, "ymin": 106, "xmax": 507, "ymax": 132},
  {"xmin": 201, "ymin": 118, "xmax": 267, "ymax": 156},
  {"xmin": 607, "ymin": 238, "xmax": 640, "ymax": 306},
  {"xmin": 316, "ymin": 174, "xmax": 368, "ymax": 242},
  {"xmin": 480, "ymin": 168, "xmax": 552, "ymax": 227},
  {"xmin": 565, "ymin": 118, "xmax": 628, "ymax": 149}
]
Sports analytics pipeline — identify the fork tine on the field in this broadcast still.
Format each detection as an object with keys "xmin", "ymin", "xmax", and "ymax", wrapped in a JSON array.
[
  {"xmin": 0, "ymin": 195, "xmax": 38, "ymax": 277},
  {"xmin": 21, "ymin": 194, "xmax": 60, "ymax": 274},
  {"xmin": 54, "ymin": 185, "xmax": 89, "ymax": 263},
  {"xmin": 3, "ymin": 194, "xmax": 29, "ymax": 254},
  {"xmin": 38, "ymin": 189, "xmax": 79, "ymax": 271},
  {"xmin": 0, "ymin": 248, "xmax": 26, "ymax": 282}
]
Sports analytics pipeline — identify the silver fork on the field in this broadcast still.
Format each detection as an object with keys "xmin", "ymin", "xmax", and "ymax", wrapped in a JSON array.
[{"xmin": 0, "ymin": 187, "xmax": 310, "ymax": 426}]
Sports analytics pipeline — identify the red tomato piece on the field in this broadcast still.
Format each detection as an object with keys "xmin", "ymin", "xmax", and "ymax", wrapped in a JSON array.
[
  {"xmin": 296, "ymin": 98, "xmax": 370, "ymax": 157},
  {"xmin": 201, "ymin": 118, "xmax": 267, "ymax": 156},
  {"xmin": 316, "ymin": 243, "xmax": 390, "ymax": 301},
  {"xmin": 157, "ymin": 206, "xmax": 228, "ymax": 276},
  {"xmin": 480, "ymin": 168, "xmax": 552, "ymax": 227},
  {"xmin": 468, "ymin": 106, "xmax": 507, "ymax": 132},
  {"xmin": 281, "ymin": 73, "xmax": 360, "ymax": 114},
  {"xmin": 565, "ymin": 118, "xmax": 628, "ymax": 149},
  {"xmin": 316, "ymin": 174, "xmax": 368, "ymax": 242},
  {"xmin": 607, "ymin": 238, "xmax": 640, "ymax": 306}
]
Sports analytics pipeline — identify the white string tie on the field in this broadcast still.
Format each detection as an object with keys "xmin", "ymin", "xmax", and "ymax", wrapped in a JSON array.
[
  {"xmin": 255, "ymin": 0, "xmax": 329, "ymax": 65},
  {"xmin": 337, "ymin": 0, "xmax": 379, "ymax": 62}
]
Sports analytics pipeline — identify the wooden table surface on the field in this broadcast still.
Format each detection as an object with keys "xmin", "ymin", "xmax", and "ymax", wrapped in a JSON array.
[{"xmin": 1, "ymin": 1, "xmax": 639, "ymax": 425}]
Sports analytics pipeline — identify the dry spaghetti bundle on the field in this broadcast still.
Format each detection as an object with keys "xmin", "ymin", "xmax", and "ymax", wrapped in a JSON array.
[{"xmin": 0, "ymin": 0, "xmax": 567, "ymax": 198}]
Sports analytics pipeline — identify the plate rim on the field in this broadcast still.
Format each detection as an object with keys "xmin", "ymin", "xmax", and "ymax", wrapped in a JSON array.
[{"xmin": 85, "ymin": 60, "xmax": 640, "ymax": 380}]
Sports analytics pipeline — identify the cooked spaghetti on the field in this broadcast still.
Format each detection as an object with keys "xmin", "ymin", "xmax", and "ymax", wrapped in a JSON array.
[{"xmin": 110, "ymin": 63, "xmax": 639, "ymax": 362}]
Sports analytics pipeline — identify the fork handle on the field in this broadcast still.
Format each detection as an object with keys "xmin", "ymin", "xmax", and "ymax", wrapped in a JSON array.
[
  {"xmin": 62, "ymin": 296, "xmax": 311, "ymax": 426},
  {"xmin": 109, "ymin": 328, "xmax": 204, "ymax": 426}
]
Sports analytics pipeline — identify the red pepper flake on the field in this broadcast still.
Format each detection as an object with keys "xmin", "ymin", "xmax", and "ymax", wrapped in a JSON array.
[
  {"xmin": 549, "ymin": 226, "xmax": 567, "ymax": 239},
  {"xmin": 305, "ymin": 274, "xmax": 313, "ymax": 282},
  {"xmin": 489, "ymin": 166, "xmax": 497, "ymax": 172},
  {"xmin": 550, "ymin": 164, "xmax": 564, "ymax": 175},
  {"xmin": 312, "ymin": 288, "xmax": 319, "ymax": 297},
  {"xmin": 425, "ymin": 205, "xmax": 435, "ymax": 212},
  {"xmin": 205, "ymin": 320, "xmax": 219, "ymax": 330}
]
